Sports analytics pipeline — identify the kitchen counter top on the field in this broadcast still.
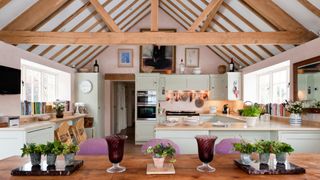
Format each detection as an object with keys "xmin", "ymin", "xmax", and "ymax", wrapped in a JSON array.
[
  {"xmin": 0, "ymin": 121, "xmax": 54, "ymax": 131},
  {"xmin": 156, "ymin": 113, "xmax": 320, "ymax": 131},
  {"xmin": 49, "ymin": 114, "xmax": 87, "ymax": 123},
  {"xmin": 1, "ymin": 154, "xmax": 320, "ymax": 180}
]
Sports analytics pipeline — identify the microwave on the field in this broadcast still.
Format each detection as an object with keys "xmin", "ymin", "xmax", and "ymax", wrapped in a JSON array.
[{"xmin": 137, "ymin": 105, "xmax": 156, "ymax": 121}]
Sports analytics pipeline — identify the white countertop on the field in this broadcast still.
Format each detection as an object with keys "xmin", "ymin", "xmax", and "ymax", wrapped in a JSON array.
[{"xmin": 0, "ymin": 121, "xmax": 54, "ymax": 132}]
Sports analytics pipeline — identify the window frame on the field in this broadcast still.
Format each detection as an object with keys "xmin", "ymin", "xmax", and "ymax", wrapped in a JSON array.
[{"xmin": 21, "ymin": 64, "xmax": 58, "ymax": 102}]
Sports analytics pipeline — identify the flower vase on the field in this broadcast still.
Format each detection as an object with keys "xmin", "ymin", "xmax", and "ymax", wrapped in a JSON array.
[
  {"xmin": 64, "ymin": 153, "xmax": 75, "ymax": 166},
  {"xmin": 46, "ymin": 153, "xmax": 57, "ymax": 166},
  {"xmin": 56, "ymin": 110, "xmax": 64, "ymax": 118},
  {"xmin": 240, "ymin": 153, "xmax": 252, "ymax": 165},
  {"xmin": 259, "ymin": 153, "xmax": 270, "ymax": 164},
  {"xmin": 30, "ymin": 153, "xmax": 41, "ymax": 166},
  {"xmin": 276, "ymin": 152, "xmax": 287, "ymax": 164},
  {"xmin": 153, "ymin": 157, "xmax": 165, "ymax": 168},
  {"xmin": 290, "ymin": 113, "xmax": 302, "ymax": 126}
]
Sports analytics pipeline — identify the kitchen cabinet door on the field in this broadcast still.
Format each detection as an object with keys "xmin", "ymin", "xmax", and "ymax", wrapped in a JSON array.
[
  {"xmin": 158, "ymin": 75, "xmax": 166, "ymax": 101},
  {"xmin": 227, "ymin": 72, "xmax": 242, "ymax": 100},
  {"xmin": 165, "ymin": 75, "xmax": 187, "ymax": 90},
  {"xmin": 136, "ymin": 74, "xmax": 159, "ymax": 90},
  {"xmin": 26, "ymin": 126, "xmax": 54, "ymax": 144},
  {"xmin": 209, "ymin": 75, "xmax": 227, "ymax": 100},
  {"xmin": 186, "ymin": 75, "xmax": 209, "ymax": 90},
  {"xmin": 135, "ymin": 121, "xmax": 157, "ymax": 144}
]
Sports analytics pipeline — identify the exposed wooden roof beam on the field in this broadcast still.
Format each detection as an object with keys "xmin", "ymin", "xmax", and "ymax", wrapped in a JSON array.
[
  {"xmin": 200, "ymin": 0, "xmax": 223, "ymax": 32},
  {"xmin": 298, "ymin": 0, "xmax": 320, "ymax": 18},
  {"xmin": 189, "ymin": 0, "xmax": 223, "ymax": 32},
  {"xmin": 90, "ymin": 0, "xmax": 121, "ymax": 32},
  {"xmin": 1, "ymin": 31, "xmax": 314, "ymax": 45},
  {"xmin": 0, "ymin": 0, "xmax": 10, "ymax": 9},
  {"xmin": 3, "ymin": 0, "xmax": 68, "ymax": 30},
  {"xmin": 241, "ymin": 0, "xmax": 316, "ymax": 38},
  {"xmin": 118, "ymin": 0, "xmax": 149, "ymax": 28},
  {"xmin": 79, "ymin": 46, "xmax": 109, "ymax": 68},
  {"xmin": 151, "ymin": 0, "xmax": 159, "ymax": 31}
]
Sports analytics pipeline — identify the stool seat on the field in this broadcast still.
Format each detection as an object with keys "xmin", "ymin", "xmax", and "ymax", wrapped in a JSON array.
[
  {"xmin": 77, "ymin": 138, "xmax": 108, "ymax": 155},
  {"xmin": 215, "ymin": 138, "xmax": 241, "ymax": 155}
]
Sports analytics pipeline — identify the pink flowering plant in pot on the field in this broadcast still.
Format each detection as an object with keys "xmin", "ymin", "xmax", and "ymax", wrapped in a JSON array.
[{"xmin": 146, "ymin": 143, "xmax": 176, "ymax": 168}]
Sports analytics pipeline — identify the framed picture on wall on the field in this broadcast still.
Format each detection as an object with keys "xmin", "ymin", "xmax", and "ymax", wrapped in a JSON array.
[
  {"xmin": 185, "ymin": 48, "xmax": 199, "ymax": 67},
  {"xmin": 118, "ymin": 49, "xmax": 133, "ymax": 67},
  {"xmin": 140, "ymin": 29, "xmax": 176, "ymax": 73}
]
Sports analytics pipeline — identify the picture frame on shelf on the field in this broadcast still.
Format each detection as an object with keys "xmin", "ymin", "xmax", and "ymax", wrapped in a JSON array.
[
  {"xmin": 140, "ymin": 28, "xmax": 176, "ymax": 74},
  {"xmin": 185, "ymin": 48, "xmax": 199, "ymax": 67},
  {"xmin": 118, "ymin": 49, "xmax": 133, "ymax": 67}
]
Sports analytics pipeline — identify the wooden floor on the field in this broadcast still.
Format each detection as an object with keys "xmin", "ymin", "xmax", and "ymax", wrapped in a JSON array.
[{"xmin": 119, "ymin": 127, "xmax": 142, "ymax": 156}]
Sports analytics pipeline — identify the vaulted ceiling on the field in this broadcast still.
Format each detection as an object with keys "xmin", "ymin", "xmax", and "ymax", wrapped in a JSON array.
[{"xmin": 0, "ymin": 0, "xmax": 319, "ymax": 69}]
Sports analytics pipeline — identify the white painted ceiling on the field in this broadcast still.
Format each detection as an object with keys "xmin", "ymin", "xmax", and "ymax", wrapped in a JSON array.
[{"xmin": 0, "ymin": 0, "xmax": 319, "ymax": 68}]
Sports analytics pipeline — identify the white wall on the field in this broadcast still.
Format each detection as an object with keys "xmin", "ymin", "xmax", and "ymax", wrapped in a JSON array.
[{"xmin": 0, "ymin": 41, "xmax": 76, "ymax": 116}]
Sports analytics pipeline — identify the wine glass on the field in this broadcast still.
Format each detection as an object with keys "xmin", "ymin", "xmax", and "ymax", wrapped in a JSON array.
[
  {"xmin": 105, "ymin": 135, "xmax": 127, "ymax": 173},
  {"xmin": 195, "ymin": 135, "xmax": 218, "ymax": 173}
]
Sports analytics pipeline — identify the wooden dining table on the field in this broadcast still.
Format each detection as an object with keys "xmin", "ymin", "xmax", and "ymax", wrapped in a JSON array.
[{"xmin": 0, "ymin": 154, "xmax": 319, "ymax": 180}]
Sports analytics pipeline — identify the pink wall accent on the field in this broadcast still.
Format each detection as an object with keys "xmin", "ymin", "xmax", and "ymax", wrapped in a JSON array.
[
  {"xmin": 0, "ymin": 41, "xmax": 76, "ymax": 116},
  {"xmin": 85, "ymin": 9, "xmax": 227, "ymax": 135}
]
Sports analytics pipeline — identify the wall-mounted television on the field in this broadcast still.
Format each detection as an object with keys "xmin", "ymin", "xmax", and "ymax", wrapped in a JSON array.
[{"xmin": 0, "ymin": 65, "xmax": 21, "ymax": 94}]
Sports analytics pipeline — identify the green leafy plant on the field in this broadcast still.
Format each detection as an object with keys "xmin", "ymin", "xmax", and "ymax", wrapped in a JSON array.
[
  {"xmin": 146, "ymin": 143, "xmax": 176, "ymax": 162},
  {"xmin": 233, "ymin": 139, "xmax": 256, "ymax": 154},
  {"xmin": 272, "ymin": 141, "xmax": 294, "ymax": 154},
  {"xmin": 21, "ymin": 143, "xmax": 46, "ymax": 157},
  {"xmin": 255, "ymin": 140, "xmax": 273, "ymax": 154},
  {"xmin": 241, "ymin": 105, "xmax": 262, "ymax": 117},
  {"xmin": 62, "ymin": 143, "xmax": 79, "ymax": 155},
  {"xmin": 44, "ymin": 141, "xmax": 64, "ymax": 155}
]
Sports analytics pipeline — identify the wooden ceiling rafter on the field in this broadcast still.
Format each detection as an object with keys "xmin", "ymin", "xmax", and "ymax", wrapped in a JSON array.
[
  {"xmin": 161, "ymin": 0, "xmax": 191, "ymax": 27},
  {"xmin": 221, "ymin": 2, "xmax": 274, "ymax": 58},
  {"xmin": 3, "ymin": 0, "xmax": 69, "ymax": 31},
  {"xmin": 113, "ymin": 0, "xmax": 137, "ymax": 21},
  {"xmin": 0, "ymin": 0, "xmax": 10, "ymax": 9},
  {"xmin": 298, "ymin": 0, "xmax": 320, "ymax": 18},
  {"xmin": 188, "ymin": 0, "xmax": 223, "ymax": 32},
  {"xmin": 124, "ymin": 6, "xmax": 151, "ymax": 32},
  {"xmin": 160, "ymin": 0, "xmax": 230, "ymax": 65},
  {"xmin": 166, "ymin": 0, "xmax": 194, "ymax": 23},
  {"xmin": 151, "ymin": 0, "xmax": 159, "ymax": 31},
  {"xmin": 79, "ymin": 46, "xmax": 109, "ymax": 68},
  {"xmin": 117, "ymin": 0, "xmax": 149, "ymax": 29},
  {"xmin": 90, "ymin": 0, "xmax": 121, "ymax": 32},
  {"xmin": 200, "ymin": 0, "xmax": 223, "ymax": 32}
]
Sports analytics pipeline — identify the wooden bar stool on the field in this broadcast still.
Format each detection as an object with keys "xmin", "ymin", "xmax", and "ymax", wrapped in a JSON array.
[
  {"xmin": 55, "ymin": 122, "xmax": 73, "ymax": 145},
  {"xmin": 74, "ymin": 118, "xmax": 87, "ymax": 144}
]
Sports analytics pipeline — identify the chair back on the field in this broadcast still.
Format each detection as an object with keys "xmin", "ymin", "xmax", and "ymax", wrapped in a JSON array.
[
  {"xmin": 215, "ymin": 138, "xmax": 241, "ymax": 155},
  {"xmin": 74, "ymin": 118, "xmax": 87, "ymax": 144},
  {"xmin": 55, "ymin": 122, "xmax": 73, "ymax": 145}
]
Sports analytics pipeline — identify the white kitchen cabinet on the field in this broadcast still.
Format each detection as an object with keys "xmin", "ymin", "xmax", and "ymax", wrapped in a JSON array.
[
  {"xmin": 135, "ymin": 121, "xmax": 157, "ymax": 144},
  {"xmin": 186, "ymin": 75, "xmax": 209, "ymax": 90},
  {"xmin": 0, "ymin": 122, "xmax": 54, "ymax": 160},
  {"xmin": 155, "ymin": 130, "xmax": 209, "ymax": 154},
  {"xmin": 136, "ymin": 73, "xmax": 159, "ymax": 90},
  {"xmin": 165, "ymin": 75, "xmax": 187, "ymax": 90},
  {"xmin": 278, "ymin": 131, "xmax": 320, "ymax": 153},
  {"xmin": 209, "ymin": 72, "xmax": 241, "ymax": 100}
]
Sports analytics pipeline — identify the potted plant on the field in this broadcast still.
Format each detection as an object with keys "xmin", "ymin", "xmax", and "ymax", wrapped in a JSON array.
[
  {"xmin": 233, "ymin": 139, "xmax": 256, "ymax": 165},
  {"xmin": 146, "ymin": 143, "xmax": 176, "ymax": 168},
  {"xmin": 283, "ymin": 100, "xmax": 303, "ymax": 126},
  {"xmin": 241, "ymin": 104, "xmax": 262, "ymax": 127},
  {"xmin": 255, "ymin": 140, "xmax": 272, "ymax": 164},
  {"xmin": 21, "ymin": 143, "xmax": 46, "ymax": 166},
  {"xmin": 44, "ymin": 141, "xmax": 64, "ymax": 166},
  {"xmin": 272, "ymin": 141, "xmax": 294, "ymax": 164},
  {"xmin": 62, "ymin": 143, "xmax": 79, "ymax": 166},
  {"xmin": 54, "ymin": 102, "xmax": 65, "ymax": 118}
]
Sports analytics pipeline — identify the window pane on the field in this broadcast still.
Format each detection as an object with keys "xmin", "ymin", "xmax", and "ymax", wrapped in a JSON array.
[
  {"xmin": 25, "ymin": 69, "xmax": 41, "ymax": 102},
  {"xmin": 259, "ymin": 74, "xmax": 270, "ymax": 104},
  {"xmin": 272, "ymin": 70, "xmax": 289, "ymax": 103},
  {"xmin": 42, "ymin": 73, "xmax": 56, "ymax": 102}
]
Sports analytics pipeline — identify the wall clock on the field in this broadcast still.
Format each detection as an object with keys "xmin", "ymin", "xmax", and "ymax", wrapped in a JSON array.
[{"xmin": 79, "ymin": 80, "xmax": 92, "ymax": 94}]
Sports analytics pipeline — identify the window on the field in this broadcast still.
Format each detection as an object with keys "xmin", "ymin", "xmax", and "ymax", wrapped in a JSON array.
[
  {"xmin": 257, "ymin": 67, "xmax": 289, "ymax": 104},
  {"xmin": 21, "ymin": 65, "xmax": 57, "ymax": 102}
]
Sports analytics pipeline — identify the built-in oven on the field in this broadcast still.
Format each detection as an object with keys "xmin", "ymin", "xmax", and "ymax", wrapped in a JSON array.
[{"xmin": 137, "ymin": 91, "xmax": 157, "ymax": 120}]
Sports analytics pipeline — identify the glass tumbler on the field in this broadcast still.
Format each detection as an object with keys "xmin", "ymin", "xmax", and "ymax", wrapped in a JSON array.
[
  {"xmin": 105, "ymin": 135, "xmax": 127, "ymax": 173},
  {"xmin": 195, "ymin": 135, "xmax": 218, "ymax": 173}
]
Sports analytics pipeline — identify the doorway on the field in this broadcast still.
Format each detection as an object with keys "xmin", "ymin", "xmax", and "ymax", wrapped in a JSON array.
[{"xmin": 110, "ymin": 81, "xmax": 135, "ymax": 136}]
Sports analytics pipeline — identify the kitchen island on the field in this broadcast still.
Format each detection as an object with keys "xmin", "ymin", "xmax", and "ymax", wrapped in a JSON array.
[
  {"xmin": 156, "ymin": 114, "xmax": 320, "ymax": 154},
  {"xmin": 1, "ymin": 154, "xmax": 319, "ymax": 179}
]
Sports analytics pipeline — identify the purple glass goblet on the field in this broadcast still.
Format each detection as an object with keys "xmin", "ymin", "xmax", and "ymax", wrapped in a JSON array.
[
  {"xmin": 105, "ymin": 135, "xmax": 127, "ymax": 173},
  {"xmin": 195, "ymin": 135, "xmax": 218, "ymax": 173}
]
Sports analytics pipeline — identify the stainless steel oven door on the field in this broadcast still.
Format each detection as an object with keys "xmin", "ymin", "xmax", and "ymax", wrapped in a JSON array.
[{"xmin": 137, "ymin": 105, "xmax": 156, "ymax": 120}]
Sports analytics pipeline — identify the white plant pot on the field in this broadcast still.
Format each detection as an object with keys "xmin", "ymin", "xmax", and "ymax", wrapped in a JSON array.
[
  {"xmin": 153, "ymin": 157, "xmax": 165, "ymax": 168},
  {"xmin": 244, "ymin": 117, "xmax": 258, "ymax": 127}
]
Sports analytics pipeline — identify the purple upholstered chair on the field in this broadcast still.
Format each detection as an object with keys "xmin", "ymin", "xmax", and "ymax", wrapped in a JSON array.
[
  {"xmin": 215, "ymin": 138, "xmax": 241, "ymax": 155},
  {"xmin": 141, "ymin": 139, "xmax": 181, "ymax": 155},
  {"xmin": 77, "ymin": 138, "xmax": 108, "ymax": 155}
]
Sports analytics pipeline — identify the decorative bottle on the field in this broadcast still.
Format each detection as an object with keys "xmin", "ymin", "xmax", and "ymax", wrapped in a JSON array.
[
  {"xmin": 229, "ymin": 58, "xmax": 235, "ymax": 72},
  {"xmin": 179, "ymin": 59, "xmax": 185, "ymax": 74},
  {"xmin": 93, "ymin": 60, "xmax": 99, "ymax": 72}
]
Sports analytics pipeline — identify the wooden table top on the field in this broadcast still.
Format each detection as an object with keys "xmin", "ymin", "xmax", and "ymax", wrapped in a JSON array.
[{"xmin": 1, "ymin": 154, "xmax": 319, "ymax": 180}]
